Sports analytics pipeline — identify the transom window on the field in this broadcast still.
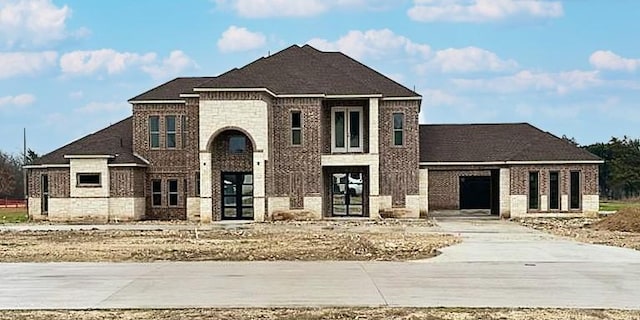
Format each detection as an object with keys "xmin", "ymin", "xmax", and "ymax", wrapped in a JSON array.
[
  {"xmin": 393, "ymin": 113, "xmax": 404, "ymax": 146},
  {"xmin": 166, "ymin": 116, "xmax": 176, "ymax": 148},
  {"xmin": 332, "ymin": 107, "xmax": 363, "ymax": 153},
  {"xmin": 77, "ymin": 173, "xmax": 101, "ymax": 187},
  {"xmin": 149, "ymin": 116, "xmax": 160, "ymax": 148},
  {"xmin": 229, "ymin": 135, "xmax": 247, "ymax": 154},
  {"xmin": 291, "ymin": 111, "xmax": 302, "ymax": 146}
]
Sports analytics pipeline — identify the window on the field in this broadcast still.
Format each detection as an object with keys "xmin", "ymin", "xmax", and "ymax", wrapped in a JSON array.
[
  {"xmin": 393, "ymin": 113, "xmax": 404, "ymax": 146},
  {"xmin": 41, "ymin": 174, "xmax": 49, "ymax": 214},
  {"xmin": 168, "ymin": 180, "xmax": 178, "ymax": 206},
  {"xmin": 570, "ymin": 171, "xmax": 580, "ymax": 209},
  {"xmin": 528, "ymin": 171, "xmax": 539, "ymax": 210},
  {"xmin": 166, "ymin": 116, "xmax": 176, "ymax": 148},
  {"xmin": 291, "ymin": 111, "xmax": 302, "ymax": 145},
  {"xmin": 195, "ymin": 171, "xmax": 200, "ymax": 196},
  {"xmin": 149, "ymin": 116, "xmax": 160, "ymax": 148},
  {"xmin": 332, "ymin": 107, "xmax": 363, "ymax": 152},
  {"xmin": 181, "ymin": 116, "xmax": 187, "ymax": 148},
  {"xmin": 549, "ymin": 171, "xmax": 560, "ymax": 210},
  {"xmin": 152, "ymin": 180, "xmax": 162, "ymax": 207},
  {"xmin": 229, "ymin": 135, "xmax": 246, "ymax": 154},
  {"xmin": 77, "ymin": 173, "xmax": 101, "ymax": 187}
]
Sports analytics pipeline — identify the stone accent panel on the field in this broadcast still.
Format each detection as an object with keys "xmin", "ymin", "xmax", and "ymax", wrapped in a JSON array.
[
  {"xmin": 499, "ymin": 168, "xmax": 511, "ymax": 218},
  {"xmin": 419, "ymin": 168, "xmax": 428, "ymax": 216}
]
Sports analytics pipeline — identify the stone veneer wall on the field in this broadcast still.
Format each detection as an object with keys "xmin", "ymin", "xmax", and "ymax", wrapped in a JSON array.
[
  {"xmin": 132, "ymin": 100, "xmax": 200, "ymax": 220},
  {"xmin": 378, "ymin": 100, "xmax": 420, "ymax": 208}
]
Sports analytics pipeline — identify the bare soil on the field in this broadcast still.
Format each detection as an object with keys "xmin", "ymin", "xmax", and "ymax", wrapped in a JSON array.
[
  {"xmin": 515, "ymin": 208, "xmax": 640, "ymax": 250},
  {"xmin": 0, "ymin": 221, "xmax": 458, "ymax": 262},
  {"xmin": 1, "ymin": 308, "xmax": 639, "ymax": 320}
]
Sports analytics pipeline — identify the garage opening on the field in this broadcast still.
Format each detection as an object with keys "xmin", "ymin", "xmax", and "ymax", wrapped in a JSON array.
[{"xmin": 459, "ymin": 176, "xmax": 491, "ymax": 209}]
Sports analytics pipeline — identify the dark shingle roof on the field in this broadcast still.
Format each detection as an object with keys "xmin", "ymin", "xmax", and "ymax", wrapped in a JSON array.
[
  {"xmin": 196, "ymin": 44, "xmax": 419, "ymax": 97},
  {"xmin": 33, "ymin": 117, "xmax": 145, "ymax": 166},
  {"xmin": 129, "ymin": 77, "xmax": 215, "ymax": 102},
  {"xmin": 419, "ymin": 123, "xmax": 602, "ymax": 163}
]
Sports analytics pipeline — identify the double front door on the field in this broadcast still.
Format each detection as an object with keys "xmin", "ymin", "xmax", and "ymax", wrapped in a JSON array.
[{"xmin": 222, "ymin": 172, "xmax": 253, "ymax": 220}]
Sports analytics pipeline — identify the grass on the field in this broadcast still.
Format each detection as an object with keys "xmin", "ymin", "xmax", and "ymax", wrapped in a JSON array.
[
  {"xmin": 600, "ymin": 200, "xmax": 640, "ymax": 212},
  {"xmin": 0, "ymin": 207, "xmax": 28, "ymax": 223}
]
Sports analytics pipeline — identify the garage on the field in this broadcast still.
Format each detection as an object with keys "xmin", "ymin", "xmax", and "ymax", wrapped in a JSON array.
[{"xmin": 459, "ymin": 176, "xmax": 491, "ymax": 209}]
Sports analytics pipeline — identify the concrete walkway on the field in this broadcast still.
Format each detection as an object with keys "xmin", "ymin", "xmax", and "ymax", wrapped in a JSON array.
[{"xmin": 1, "ymin": 218, "xmax": 640, "ymax": 310}]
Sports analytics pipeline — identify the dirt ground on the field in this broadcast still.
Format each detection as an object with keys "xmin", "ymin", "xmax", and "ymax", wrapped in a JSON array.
[
  {"xmin": 1, "ymin": 308, "xmax": 639, "ymax": 320},
  {"xmin": 0, "ymin": 220, "xmax": 458, "ymax": 262},
  {"xmin": 515, "ymin": 208, "xmax": 640, "ymax": 250}
]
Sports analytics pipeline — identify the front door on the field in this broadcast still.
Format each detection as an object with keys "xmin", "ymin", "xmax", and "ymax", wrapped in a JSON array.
[
  {"xmin": 221, "ymin": 172, "xmax": 253, "ymax": 220},
  {"xmin": 331, "ymin": 172, "xmax": 364, "ymax": 217}
]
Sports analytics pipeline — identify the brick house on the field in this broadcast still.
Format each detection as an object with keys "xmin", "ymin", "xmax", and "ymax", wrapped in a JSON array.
[{"xmin": 25, "ymin": 45, "xmax": 603, "ymax": 222}]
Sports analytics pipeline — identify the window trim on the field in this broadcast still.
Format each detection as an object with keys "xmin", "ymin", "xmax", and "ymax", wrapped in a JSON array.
[
  {"xmin": 149, "ymin": 116, "xmax": 160, "ymax": 149},
  {"xmin": 166, "ymin": 115, "xmax": 177, "ymax": 149},
  {"xmin": 76, "ymin": 173, "xmax": 101, "ymax": 187},
  {"xmin": 151, "ymin": 179, "xmax": 162, "ymax": 207},
  {"xmin": 392, "ymin": 112, "xmax": 404, "ymax": 147},
  {"xmin": 168, "ymin": 179, "xmax": 179, "ymax": 207},
  {"xmin": 291, "ymin": 110, "xmax": 302, "ymax": 146},
  {"xmin": 331, "ymin": 106, "xmax": 363, "ymax": 153}
]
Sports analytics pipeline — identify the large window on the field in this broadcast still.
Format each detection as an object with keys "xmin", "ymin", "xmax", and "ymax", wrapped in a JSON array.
[
  {"xmin": 570, "ymin": 171, "xmax": 580, "ymax": 209},
  {"xmin": 549, "ymin": 171, "xmax": 560, "ymax": 210},
  {"xmin": 152, "ymin": 180, "xmax": 162, "ymax": 207},
  {"xmin": 77, "ymin": 173, "xmax": 101, "ymax": 187},
  {"xmin": 166, "ymin": 116, "xmax": 176, "ymax": 148},
  {"xmin": 393, "ymin": 113, "xmax": 404, "ymax": 146},
  {"xmin": 149, "ymin": 116, "xmax": 160, "ymax": 148},
  {"xmin": 332, "ymin": 107, "xmax": 363, "ymax": 153},
  {"xmin": 291, "ymin": 111, "xmax": 302, "ymax": 146},
  {"xmin": 168, "ymin": 179, "xmax": 178, "ymax": 206},
  {"xmin": 528, "ymin": 171, "xmax": 539, "ymax": 210}
]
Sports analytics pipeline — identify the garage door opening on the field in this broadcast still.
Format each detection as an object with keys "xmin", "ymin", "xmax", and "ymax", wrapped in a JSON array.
[{"xmin": 459, "ymin": 176, "xmax": 491, "ymax": 209}]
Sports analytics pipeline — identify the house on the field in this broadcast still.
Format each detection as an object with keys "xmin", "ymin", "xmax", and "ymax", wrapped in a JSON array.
[{"xmin": 25, "ymin": 44, "xmax": 603, "ymax": 222}]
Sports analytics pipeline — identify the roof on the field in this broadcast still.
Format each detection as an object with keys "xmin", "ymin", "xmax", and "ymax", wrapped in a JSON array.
[
  {"xmin": 128, "ymin": 45, "xmax": 420, "ymax": 102},
  {"xmin": 419, "ymin": 123, "xmax": 602, "ymax": 163},
  {"xmin": 33, "ymin": 117, "xmax": 146, "ymax": 166},
  {"xmin": 129, "ymin": 77, "xmax": 215, "ymax": 102}
]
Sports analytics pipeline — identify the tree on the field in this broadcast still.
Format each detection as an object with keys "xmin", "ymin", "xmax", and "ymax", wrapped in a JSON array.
[
  {"xmin": 584, "ymin": 136, "xmax": 640, "ymax": 199},
  {"xmin": 0, "ymin": 152, "xmax": 17, "ymax": 197}
]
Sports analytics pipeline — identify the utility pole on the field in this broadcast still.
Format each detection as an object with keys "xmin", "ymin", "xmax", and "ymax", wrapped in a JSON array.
[{"xmin": 23, "ymin": 128, "xmax": 27, "ymax": 203}]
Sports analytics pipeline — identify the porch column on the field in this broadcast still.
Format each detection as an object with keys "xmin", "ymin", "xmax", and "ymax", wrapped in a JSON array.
[
  {"xmin": 253, "ymin": 151, "xmax": 265, "ymax": 222},
  {"xmin": 199, "ymin": 152, "xmax": 212, "ymax": 223},
  {"xmin": 369, "ymin": 98, "xmax": 379, "ymax": 154},
  {"xmin": 499, "ymin": 168, "xmax": 511, "ymax": 218}
]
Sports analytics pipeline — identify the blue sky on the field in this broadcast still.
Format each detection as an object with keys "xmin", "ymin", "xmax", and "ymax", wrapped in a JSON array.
[{"xmin": 1, "ymin": 0, "xmax": 639, "ymax": 155}]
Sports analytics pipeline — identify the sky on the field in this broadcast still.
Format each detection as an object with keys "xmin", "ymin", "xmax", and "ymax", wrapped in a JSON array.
[{"xmin": 0, "ymin": 0, "xmax": 639, "ymax": 156}]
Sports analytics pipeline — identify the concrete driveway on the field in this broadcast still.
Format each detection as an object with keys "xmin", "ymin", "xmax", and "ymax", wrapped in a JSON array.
[{"xmin": 1, "ymin": 218, "xmax": 640, "ymax": 310}]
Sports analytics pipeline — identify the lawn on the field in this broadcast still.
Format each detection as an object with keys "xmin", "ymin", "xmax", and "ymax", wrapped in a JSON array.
[
  {"xmin": 0, "ymin": 207, "xmax": 28, "ymax": 223},
  {"xmin": 600, "ymin": 200, "xmax": 640, "ymax": 211}
]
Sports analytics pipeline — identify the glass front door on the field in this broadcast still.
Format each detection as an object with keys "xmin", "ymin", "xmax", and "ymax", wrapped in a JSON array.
[
  {"xmin": 331, "ymin": 173, "xmax": 363, "ymax": 217},
  {"xmin": 222, "ymin": 172, "xmax": 253, "ymax": 220}
]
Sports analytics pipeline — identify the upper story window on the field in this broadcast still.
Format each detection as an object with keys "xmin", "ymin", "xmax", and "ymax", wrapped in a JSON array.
[
  {"xmin": 149, "ymin": 116, "xmax": 160, "ymax": 148},
  {"xmin": 229, "ymin": 135, "xmax": 247, "ymax": 154},
  {"xmin": 166, "ymin": 116, "xmax": 176, "ymax": 148},
  {"xmin": 291, "ymin": 111, "xmax": 302, "ymax": 146},
  {"xmin": 332, "ymin": 107, "xmax": 363, "ymax": 153},
  {"xmin": 77, "ymin": 173, "xmax": 101, "ymax": 187},
  {"xmin": 393, "ymin": 113, "xmax": 404, "ymax": 146}
]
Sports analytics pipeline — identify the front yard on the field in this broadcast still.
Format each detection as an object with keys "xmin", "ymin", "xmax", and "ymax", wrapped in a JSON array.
[{"xmin": 0, "ymin": 220, "xmax": 458, "ymax": 262}]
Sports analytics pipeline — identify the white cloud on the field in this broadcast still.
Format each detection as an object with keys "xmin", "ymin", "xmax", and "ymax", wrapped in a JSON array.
[
  {"xmin": 408, "ymin": 0, "xmax": 563, "ymax": 23},
  {"xmin": 0, "ymin": 0, "xmax": 87, "ymax": 47},
  {"xmin": 452, "ymin": 70, "xmax": 601, "ymax": 94},
  {"xmin": 0, "ymin": 93, "xmax": 36, "ymax": 108},
  {"xmin": 68, "ymin": 90, "xmax": 83, "ymax": 99},
  {"xmin": 308, "ymin": 28, "xmax": 430, "ymax": 60},
  {"xmin": 215, "ymin": 0, "xmax": 395, "ymax": 18},
  {"xmin": 141, "ymin": 50, "xmax": 197, "ymax": 80},
  {"xmin": 589, "ymin": 50, "xmax": 640, "ymax": 72},
  {"xmin": 421, "ymin": 89, "xmax": 465, "ymax": 106},
  {"xmin": 217, "ymin": 26, "xmax": 266, "ymax": 53},
  {"xmin": 420, "ymin": 46, "xmax": 517, "ymax": 73},
  {"xmin": 0, "ymin": 51, "xmax": 57, "ymax": 78},
  {"xmin": 59, "ymin": 49, "xmax": 156, "ymax": 76},
  {"xmin": 75, "ymin": 101, "xmax": 130, "ymax": 114}
]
